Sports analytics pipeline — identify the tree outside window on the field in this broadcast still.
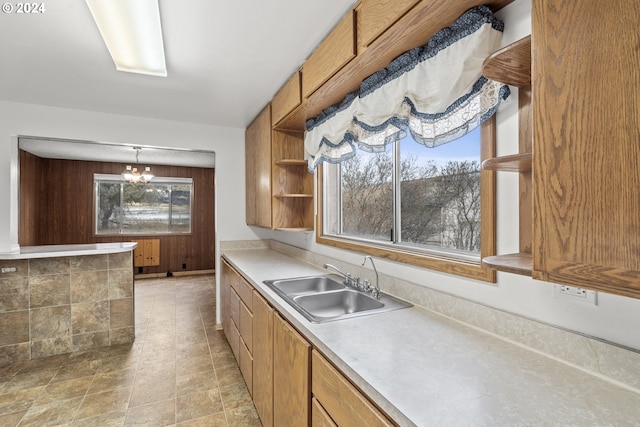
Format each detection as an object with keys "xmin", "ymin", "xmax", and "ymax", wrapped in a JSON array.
[{"xmin": 94, "ymin": 175, "xmax": 193, "ymax": 235}]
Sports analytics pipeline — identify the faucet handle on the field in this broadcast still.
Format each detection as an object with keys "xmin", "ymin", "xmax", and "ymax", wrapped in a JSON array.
[{"xmin": 362, "ymin": 279, "xmax": 370, "ymax": 292}]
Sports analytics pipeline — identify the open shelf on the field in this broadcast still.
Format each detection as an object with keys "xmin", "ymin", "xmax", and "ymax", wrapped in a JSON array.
[
  {"xmin": 483, "ymin": 253, "xmax": 532, "ymax": 276},
  {"xmin": 275, "ymin": 227, "xmax": 314, "ymax": 232},
  {"xmin": 482, "ymin": 35, "xmax": 531, "ymax": 87},
  {"xmin": 275, "ymin": 159, "xmax": 308, "ymax": 166},
  {"xmin": 482, "ymin": 153, "xmax": 532, "ymax": 172}
]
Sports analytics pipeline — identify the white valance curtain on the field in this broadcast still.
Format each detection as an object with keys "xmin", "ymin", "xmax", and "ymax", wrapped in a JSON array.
[{"xmin": 304, "ymin": 5, "xmax": 510, "ymax": 172}]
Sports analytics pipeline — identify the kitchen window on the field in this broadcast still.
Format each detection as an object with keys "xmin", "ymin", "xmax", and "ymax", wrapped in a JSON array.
[
  {"xmin": 317, "ymin": 120, "xmax": 496, "ymax": 282},
  {"xmin": 94, "ymin": 174, "xmax": 193, "ymax": 235}
]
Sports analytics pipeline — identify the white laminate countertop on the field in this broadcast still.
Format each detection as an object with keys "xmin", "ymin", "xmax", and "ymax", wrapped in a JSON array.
[
  {"xmin": 0, "ymin": 242, "xmax": 137, "ymax": 260},
  {"xmin": 222, "ymin": 247, "xmax": 640, "ymax": 427}
]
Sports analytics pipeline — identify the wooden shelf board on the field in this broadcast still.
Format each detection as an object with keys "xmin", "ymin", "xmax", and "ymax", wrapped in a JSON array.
[
  {"xmin": 482, "ymin": 35, "xmax": 531, "ymax": 87},
  {"xmin": 482, "ymin": 153, "xmax": 532, "ymax": 172},
  {"xmin": 274, "ymin": 194, "xmax": 314, "ymax": 198},
  {"xmin": 274, "ymin": 227, "xmax": 314, "ymax": 232},
  {"xmin": 275, "ymin": 159, "xmax": 308, "ymax": 166},
  {"xmin": 483, "ymin": 253, "xmax": 532, "ymax": 276}
]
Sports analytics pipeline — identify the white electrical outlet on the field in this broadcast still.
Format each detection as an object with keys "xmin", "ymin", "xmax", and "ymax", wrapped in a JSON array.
[
  {"xmin": 553, "ymin": 284, "xmax": 597, "ymax": 305},
  {"xmin": 1, "ymin": 267, "xmax": 18, "ymax": 273}
]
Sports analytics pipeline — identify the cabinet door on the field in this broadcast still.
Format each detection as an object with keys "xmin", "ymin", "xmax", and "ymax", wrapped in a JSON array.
[
  {"xmin": 239, "ymin": 337, "xmax": 253, "ymax": 396},
  {"xmin": 252, "ymin": 291, "xmax": 274, "ymax": 427},
  {"xmin": 220, "ymin": 260, "xmax": 232, "ymax": 340},
  {"xmin": 302, "ymin": 11, "xmax": 356, "ymax": 98},
  {"xmin": 132, "ymin": 240, "xmax": 144, "ymax": 267},
  {"xmin": 239, "ymin": 300, "xmax": 253, "ymax": 354},
  {"xmin": 245, "ymin": 104, "xmax": 272, "ymax": 228},
  {"xmin": 532, "ymin": 0, "xmax": 640, "ymax": 297},
  {"xmin": 272, "ymin": 71, "xmax": 301, "ymax": 125},
  {"xmin": 356, "ymin": 0, "xmax": 418, "ymax": 52},
  {"xmin": 274, "ymin": 314, "xmax": 310, "ymax": 427}
]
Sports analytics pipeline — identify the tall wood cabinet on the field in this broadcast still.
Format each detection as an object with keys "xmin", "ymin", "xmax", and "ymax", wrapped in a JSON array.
[
  {"xmin": 245, "ymin": 105, "xmax": 273, "ymax": 229},
  {"xmin": 531, "ymin": 0, "xmax": 640, "ymax": 298},
  {"xmin": 483, "ymin": 1, "xmax": 640, "ymax": 300}
]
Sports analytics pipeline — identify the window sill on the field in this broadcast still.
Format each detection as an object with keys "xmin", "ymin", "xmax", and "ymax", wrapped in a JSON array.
[{"xmin": 316, "ymin": 234, "xmax": 496, "ymax": 283}]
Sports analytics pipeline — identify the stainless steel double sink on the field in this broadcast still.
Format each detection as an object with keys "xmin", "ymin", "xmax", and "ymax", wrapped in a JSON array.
[{"xmin": 263, "ymin": 275, "xmax": 412, "ymax": 323}]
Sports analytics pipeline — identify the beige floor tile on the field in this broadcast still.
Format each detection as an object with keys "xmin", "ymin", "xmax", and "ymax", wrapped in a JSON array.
[
  {"xmin": 71, "ymin": 410, "xmax": 126, "ymax": 426},
  {"xmin": 75, "ymin": 387, "xmax": 131, "ymax": 421},
  {"xmin": 1, "ymin": 367, "xmax": 57, "ymax": 394},
  {"xmin": 128, "ymin": 376, "xmax": 175, "ymax": 408},
  {"xmin": 175, "ymin": 411, "xmax": 228, "ymax": 426},
  {"xmin": 35, "ymin": 375, "xmax": 93, "ymax": 404},
  {"xmin": 225, "ymin": 404, "xmax": 262, "ymax": 427},
  {"xmin": 19, "ymin": 396, "xmax": 83, "ymax": 426},
  {"xmin": 87, "ymin": 368, "xmax": 136, "ymax": 394},
  {"xmin": 215, "ymin": 365, "xmax": 244, "ymax": 388},
  {"xmin": 124, "ymin": 399, "xmax": 175, "ymax": 426},
  {"xmin": 51, "ymin": 359, "xmax": 101, "ymax": 383},
  {"xmin": 0, "ymin": 386, "xmax": 43, "ymax": 416},
  {"xmin": 176, "ymin": 389, "xmax": 225, "ymax": 423},
  {"xmin": 0, "ymin": 409, "xmax": 27, "ymax": 427},
  {"xmin": 220, "ymin": 382, "xmax": 253, "ymax": 410}
]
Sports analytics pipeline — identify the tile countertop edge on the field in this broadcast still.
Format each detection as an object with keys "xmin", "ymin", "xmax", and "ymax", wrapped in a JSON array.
[
  {"xmin": 0, "ymin": 242, "xmax": 138, "ymax": 260},
  {"xmin": 221, "ymin": 247, "xmax": 640, "ymax": 426}
]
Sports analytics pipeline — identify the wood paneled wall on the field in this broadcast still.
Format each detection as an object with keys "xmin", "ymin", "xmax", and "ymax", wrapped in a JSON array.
[{"xmin": 19, "ymin": 150, "xmax": 215, "ymax": 274}]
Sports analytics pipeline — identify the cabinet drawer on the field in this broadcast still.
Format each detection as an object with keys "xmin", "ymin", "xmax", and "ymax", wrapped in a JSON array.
[
  {"xmin": 237, "ymin": 276, "xmax": 253, "ymax": 312},
  {"xmin": 356, "ymin": 0, "xmax": 418, "ymax": 52},
  {"xmin": 228, "ymin": 320, "xmax": 240, "ymax": 361},
  {"xmin": 272, "ymin": 71, "xmax": 301, "ymax": 125},
  {"xmin": 312, "ymin": 350, "xmax": 394, "ymax": 427},
  {"xmin": 302, "ymin": 10, "xmax": 355, "ymax": 98},
  {"xmin": 239, "ymin": 337, "xmax": 253, "ymax": 396},
  {"xmin": 239, "ymin": 300, "xmax": 253, "ymax": 354},
  {"xmin": 228, "ymin": 266, "xmax": 240, "ymax": 293},
  {"xmin": 230, "ymin": 288, "xmax": 240, "ymax": 327}
]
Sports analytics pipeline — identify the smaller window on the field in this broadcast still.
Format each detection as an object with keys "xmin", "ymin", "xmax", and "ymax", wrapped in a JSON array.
[{"xmin": 94, "ymin": 174, "xmax": 193, "ymax": 235}]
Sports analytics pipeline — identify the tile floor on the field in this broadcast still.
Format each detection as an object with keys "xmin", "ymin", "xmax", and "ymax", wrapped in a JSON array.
[{"xmin": 0, "ymin": 274, "xmax": 262, "ymax": 426}]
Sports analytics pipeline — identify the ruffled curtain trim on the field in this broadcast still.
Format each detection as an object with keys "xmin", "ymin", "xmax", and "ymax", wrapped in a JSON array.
[{"xmin": 304, "ymin": 5, "xmax": 510, "ymax": 172}]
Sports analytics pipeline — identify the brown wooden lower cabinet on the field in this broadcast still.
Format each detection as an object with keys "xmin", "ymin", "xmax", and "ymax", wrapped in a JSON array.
[
  {"xmin": 252, "ymin": 291, "xmax": 274, "ymax": 427},
  {"xmin": 312, "ymin": 350, "xmax": 394, "ymax": 427},
  {"xmin": 274, "ymin": 313, "xmax": 311, "ymax": 426},
  {"xmin": 221, "ymin": 258, "xmax": 396, "ymax": 427}
]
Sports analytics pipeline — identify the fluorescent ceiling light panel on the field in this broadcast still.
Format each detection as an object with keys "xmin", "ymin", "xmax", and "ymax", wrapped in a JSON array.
[{"xmin": 86, "ymin": 0, "xmax": 167, "ymax": 77}]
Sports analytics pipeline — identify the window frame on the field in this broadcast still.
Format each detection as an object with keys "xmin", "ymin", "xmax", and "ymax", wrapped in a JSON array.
[
  {"xmin": 93, "ymin": 173, "xmax": 194, "ymax": 237},
  {"xmin": 316, "ymin": 119, "xmax": 496, "ymax": 283}
]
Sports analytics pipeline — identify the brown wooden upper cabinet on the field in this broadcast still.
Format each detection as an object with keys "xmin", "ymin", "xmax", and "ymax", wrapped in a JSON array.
[
  {"xmin": 245, "ymin": 105, "xmax": 272, "ymax": 228},
  {"xmin": 272, "ymin": 71, "xmax": 302, "ymax": 126},
  {"xmin": 532, "ymin": 0, "xmax": 640, "ymax": 298},
  {"xmin": 302, "ymin": 10, "xmax": 356, "ymax": 99},
  {"xmin": 356, "ymin": 0, "xmax": 419, "ymax": 53}
]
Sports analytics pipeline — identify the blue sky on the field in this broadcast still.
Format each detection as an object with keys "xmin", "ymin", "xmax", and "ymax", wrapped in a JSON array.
[{"xmin": 401, "ymin": 127, "xmax": 480, "ymax": 168}]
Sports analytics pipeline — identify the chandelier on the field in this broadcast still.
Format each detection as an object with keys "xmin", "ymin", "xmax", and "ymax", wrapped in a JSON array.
[{"xmin": 122, "ymin": 147, "xmax": 154, "ymax": 184}]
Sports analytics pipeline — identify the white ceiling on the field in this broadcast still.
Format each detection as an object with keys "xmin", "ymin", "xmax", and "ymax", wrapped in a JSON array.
[
  {"xmin": 0, "ymin": 0, "xmax": 356, "ymax": 129},
  {"xmin": 19, "ymin": 137, "xmax": 217, "ymax": 168}
]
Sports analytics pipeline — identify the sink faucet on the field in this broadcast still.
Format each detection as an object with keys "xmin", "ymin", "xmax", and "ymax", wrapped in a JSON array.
[
  {"xmin": 361, "ymin": 256, "xmax": 380, "ymax": 299},
  {"xmin": 323, "ymin": 263, "xmax": 355, "ymax": 287}
]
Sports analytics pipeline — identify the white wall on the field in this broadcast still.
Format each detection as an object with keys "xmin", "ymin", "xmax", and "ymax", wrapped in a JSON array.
[
  {"xmin": 261, "ymin": 0, "xmax": 640, "ymax": 352},
  {"xmin": 0, "ymin": 99, "xmax": 260, "ymax": 251}
]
